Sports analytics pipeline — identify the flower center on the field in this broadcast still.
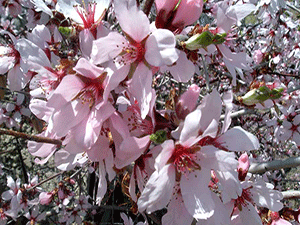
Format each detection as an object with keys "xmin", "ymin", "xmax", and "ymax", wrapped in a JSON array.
[
  {"xmin": 75, "ymin": 2, "xmax": 96, "ymax": 29},
  {"xmin": 234, "ymin": 187, "xmax": 254, "ymax": 211},
  {"xmin": 170, "ymin": 144, "xmax": 201, "ymax": 174},
  {"xmin": 73, "ymin": 73, "xmax": 106, "ymax": 108},
  {"xmin": 124, "ymin": 104, "xmax": 153, "ymax": 136},
  {"xmin": 116, "ymin": 42, "xmax": 146, "ymax": 66}
]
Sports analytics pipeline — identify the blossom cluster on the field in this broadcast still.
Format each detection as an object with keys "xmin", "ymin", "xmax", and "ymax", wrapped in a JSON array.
[{"xmin": 0, "ymin": 0, "xmax": 300, "ymax": 224}]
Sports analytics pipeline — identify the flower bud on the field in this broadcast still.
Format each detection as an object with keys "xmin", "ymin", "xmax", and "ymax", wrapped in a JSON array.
[
  {"xmin": 39, "ymin": 192, "xmax": 53, "ymax": 205},
  {"xmin": 155, "ymin": 0, "xmax": 203, "ymax": 32},
  {"xmin": 238, "ymin": 153, "xmax": 249, "ymax": 181},
  {"xmin": 183, "ymin": 31, "xmax": 214, "ymax": 51},
  {"xmin": 239, "ymin": 85, "xmax": 284, "ymax": 106}
]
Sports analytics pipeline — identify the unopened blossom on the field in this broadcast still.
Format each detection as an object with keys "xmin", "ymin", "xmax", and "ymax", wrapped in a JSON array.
[
  {"xmin": 155, "ymin": 0, "xmax": 203, "ymax": 33},
  {"xmin": 238, "ymin": 153, "xmax": 250, "ymax": 181},
  {"xmin": 175, "ymin": 83, "xmax": 200, "ymax": 120},
  {"xmin": 39, "ymin": 192, "xmax": 53, "ymax": 205}
]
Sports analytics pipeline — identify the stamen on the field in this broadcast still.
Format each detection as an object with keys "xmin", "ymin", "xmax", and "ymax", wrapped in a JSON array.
[{"xmin": 169, "ymin": 144, "xmax": 201, "ymax": 174}]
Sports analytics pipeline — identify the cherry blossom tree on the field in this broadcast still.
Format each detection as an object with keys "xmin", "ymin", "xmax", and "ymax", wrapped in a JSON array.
[{"xmin": 0, "ymin": 0, "xmax": 300, "ymax": 224}]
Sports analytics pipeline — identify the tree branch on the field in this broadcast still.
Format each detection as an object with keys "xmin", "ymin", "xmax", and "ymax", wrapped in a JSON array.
[
  {"xmin": 27, "ymin": 171, "xmax": 64, "ymax": 191},
  {"xmin": 249, "ymin": 156, "xmax": 300, "ymax": 174},
  {"xmin": 0, "ymin": 128, "xmax": 62, "ymax": 147},
  {"xmin": 220, "ymin": 108, "xmax": 257, "ymax": 120},
  {"xmin": 282, "ymin": 190, "xmax": 300, "ymax": 199}
]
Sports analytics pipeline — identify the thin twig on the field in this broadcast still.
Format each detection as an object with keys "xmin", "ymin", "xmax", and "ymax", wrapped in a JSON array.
[
  {"xmin": 0, "ymin": 149, "xmax": 14, "ymax": 155},
  {"xmin": 220, "ymin": 108, "xmax": 257, "ymax": 120},
  {"xmin": 249, "ymin": 156, "xmax": 300, "ymax": 174},
  {"xmin": 27, "ymin": 171, "xmax": 64, "ymax": 191},
  {"xmin": 201, "ymin": 54, "xmax": 210, "ymax": 91},
  {"xmin": 0, "ymin": 128, "xmax": 62, "ymax": 146},
  {"xmin": 147, "ymin": 213, "xmax": 161, "ymax": 225},
  {"xmin": 17, "ymin": 139, "xmax": 28, "ymax": 184},
  {"xmin": 268, "ymin": 71, "xmax": 299, "ymax": 78},
  {"xmin": 286, "ymin": 2, "xmax": 300, "ymax": 14}
]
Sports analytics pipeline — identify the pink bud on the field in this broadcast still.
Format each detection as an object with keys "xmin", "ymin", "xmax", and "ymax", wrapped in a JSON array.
[
  {"xmin": 39, "ymin": 192, "xmax": 53, "ymax": 205},
  {"xmin": 173, "ymin": 0, "xmax": 204, "ymax": 27},
  {"xmin": 155, "ymin": 0, "xmax": 203, "ymax": 33},
  {"xmin": 238, "ymin": 153, "xmax": 250, "ymax": 181},
  {"xmin": 176, "ymin": 84, "xmax": 200, "ymax": 119}
]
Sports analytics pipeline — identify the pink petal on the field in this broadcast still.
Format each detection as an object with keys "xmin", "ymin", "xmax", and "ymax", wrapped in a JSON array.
[
  {"xmin": 162, "ymin": 193, "xmax": 194, "ymax": 225},
  {"xmin": 216, "ymin": 126, "xmax": 260, "ymax": 152},
  {"xmin": 79, "ymin": 29, "xmax": 95, "ymax": 58},
  {"xmin": 166, "ymin": 50, "xmax": 195, "ymax": 82},
  {"xmin": 138, "ymin": 164, "xmax": 175, "ymax": 213},
  {"xmin": 128, "ymin": 63, "xmax": 153, "ymax": 119},
  {"xmin": 74, "ymin": 57, "xmax": 105, "ymax": 79},
  {"xmin": 154, "ymin": 140, "xmax": 175, "ymax": 172},
  {"xmin": 96, "ymin": 162, "xmax": 107, "ymax": 204},
  {"xmin": 7, "ymin": 65, "xmax": 29, "ymax": 91},
  {"xmin": 91, "ymin": 32, "xmax": 126, "ymax": 65},
  {"xmin": 115, "ymin": 135, "xmax": 150, "ymax": 169},
  {"xmin": 47, "ymin": 75, "xmax": 84, "ymax": 109},
  {"xmin": 114, "ymin": 0, "xmax": 150, "ymax": 42},
  {"xmin": 145, "ymin": 29, "xmax": 179, "ymax": 67},
  {"xmin": 51, "ymin": 99, "xmax": 90, "ymax": 137},
  {"xmin": 180, "ymin": 168, "xmax": 215, "ymax": 219}
]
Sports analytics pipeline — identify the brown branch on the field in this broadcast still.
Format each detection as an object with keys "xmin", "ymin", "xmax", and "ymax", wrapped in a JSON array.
[
  {"xmin": 27, "ymin": 171, "xmax": 64, "ymax": 191},
  {"xmin": 0, "ymin": 128, "xmax": 62, "ymax": 147},
  {"xmin": 268, "ymin": 71, "xmax": 299, "ymax": 78},
  {"xmin": 142, "ymin": 0, "xmax": 155, "ymax": 16}
]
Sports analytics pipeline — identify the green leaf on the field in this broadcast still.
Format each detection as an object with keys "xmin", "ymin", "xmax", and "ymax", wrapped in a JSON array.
[{"xmin": 150, "ymin": 130, "xmax": 167, "ymax": 144}]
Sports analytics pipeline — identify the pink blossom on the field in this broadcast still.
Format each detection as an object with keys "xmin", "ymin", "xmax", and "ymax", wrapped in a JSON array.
[
  {"xmin": 25, "ymin": 205, "xmax": 46, "ymax": 225},
  {"xmin": 91, "ymin": 0, "xmax": 179, "ymax": 118},
  {"xmin": 46, "ymin": 58, "xmax": 116, "ymax": 146},
  {"xmin": 138, "ymin": 90, "xmax": 259, "ymax": 220}
]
